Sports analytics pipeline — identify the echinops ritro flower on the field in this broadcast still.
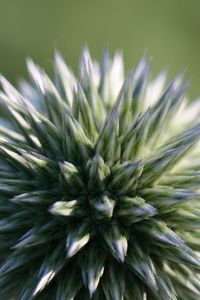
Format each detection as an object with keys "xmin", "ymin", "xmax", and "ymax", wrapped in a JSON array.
[{"xmin": 0, "ymin": 49, "xmax": 200, "ymax": 300}]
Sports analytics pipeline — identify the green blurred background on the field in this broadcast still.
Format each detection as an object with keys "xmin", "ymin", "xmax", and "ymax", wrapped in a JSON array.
[{"xmin": 0, "ymin": 0, "xmax": 200, "ymax": 98}]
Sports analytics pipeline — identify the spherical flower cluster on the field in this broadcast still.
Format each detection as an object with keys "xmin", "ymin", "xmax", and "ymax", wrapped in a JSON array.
[{"xmin": 0, "ymin": 49, "xmax": 200, "ymax": 299}]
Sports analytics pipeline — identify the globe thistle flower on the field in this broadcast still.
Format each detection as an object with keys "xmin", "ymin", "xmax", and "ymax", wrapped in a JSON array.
[{"xmin": 0, "ymin": 49, "xmax": 200, "ymax": 300}]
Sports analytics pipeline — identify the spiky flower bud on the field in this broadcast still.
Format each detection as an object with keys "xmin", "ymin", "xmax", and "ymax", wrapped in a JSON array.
[{"xmin": 0, "ymin": 49, "xmax": 200, "ymax": 300}]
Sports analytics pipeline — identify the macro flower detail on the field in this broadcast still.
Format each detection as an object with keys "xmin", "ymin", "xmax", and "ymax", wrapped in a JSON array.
[{"xmin": 0, "ymin": 49, "xmax": 200, "ymax": 299}]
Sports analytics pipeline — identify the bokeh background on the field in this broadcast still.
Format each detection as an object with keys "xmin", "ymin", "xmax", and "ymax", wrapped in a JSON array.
[{"xmin": 0, "ymin": 0, "xmax": 200, "ymax": 98}]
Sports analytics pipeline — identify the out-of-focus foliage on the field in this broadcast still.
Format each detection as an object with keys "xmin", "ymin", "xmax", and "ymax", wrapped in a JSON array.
[{"xmin": 0, "ymin": 0, "xmax": 200, "ymax": 98}]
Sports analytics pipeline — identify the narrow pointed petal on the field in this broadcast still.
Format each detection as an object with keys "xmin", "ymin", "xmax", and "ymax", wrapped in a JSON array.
[
  {"xmin": 56, "ymin": 265, "xmax": 83, "ymax": 300},
  {"xmin": 147, "ymin": 74, "xmax": 189, "ymax": 145},
  {"xmin": 0, "ymin": 145, "xmax": 32, "ymax": 175},
  {"xmin": 126, "ymin": 243, "xmax": 158, "ymax": 291},
  {"xmin": 160, "ymin": 170, "xmax": 200, "ymax": 189},
  {"xmin": 140, "ymin": 123, "xmax": 200, "ymax": 185},
  {"xmin": 154, "ymin": 263, "xmax": 178, "ymax": 300},
  {"xmin": 135, "ymin": 219, "xmax": 200, "ymax": 268},
  {"xmin": 54, "ymin": 51, "xmax": 75, "ymax": 106},
  {"xmin": 95, "ymin": 104, "xmax": 120, "ymax": 162},
  {"xmin": 143, "ymin": 71, "xmax": 167, "ymax": 109},
  {"xmin": 99, "ymin": 50, "xmax": 124, "ymax": 106},
  {"xmin": 13, "ymin": 223, "xmax": 60, "ymax": 249},
  {"xmin": 80, "ymin": 48, "xmax": 105, "ymax": 126},
  {"xmin": 27, "ymin": 59, "xmax": 69, "ymax": 125},
  {"xmin": 165, "ymin": 263, "xmax": 200, "ymax": 297},
  {"xmin": 101, "ymin": 224, "xmax": 128, "ymax": 262},
  {"xmin": 11, "ymin": 189, "xmax": 57, "ymax": 207},
  {"xmin": 66, "ymin": 225, "xmax": 90, "ymax": 258},
  {"xmin": 59, "ymin": 161, "xmax": 85, "ymax": 195},
  {"xmin": 62, "ymin": 115, "xmax": 92, "ymax": 163},
  {"xmin": 33, "ymin": 245, "xmax": 66, "ymax": 296},
  {"xmin": 117, "ymin": 196, "xmax": 157, "ymax": 224},
  {"xmin": 0, "ymin": 248, "xmax": 42, "ymax": 276},
  {"xmin": 72, "ymin": 82, "xmax": 97, "ymax": 138},
  {"xmin": 89, "ymin": 195, "xmax": 115, "ymax": 219},
  {"xmin": 117, "ymin": 56, "xmax": 150, "ymax": 134},
  {"xmin": 87, "ymin": 154, "xmax": 110, "ymax": 193},
  {"xmin": 141, "ymin": 186, "xmax": 199, "ymax": 211},
  {"xmin": 125, "ymin": 273, "xmax": 146, "ymax": 300},
  {"xmin": 110, "ymin": 160, "xmax": 143, "ymax": 193},
  {"xmin": 135, "ymin": 219, "xmax": 188, "ymax": 248},
  {"xmin": 102, "ymin": 261, "xmax": 125, "ymax": 300},
  {"xmin": 79, "ymin": 245, "xmax": 106, "ymax": 297},
  {"xmin": 49, "ymin": 200, "xmax": 79, "ymax": 217},
  {"xmin": 80, "ymin": 48, "xmax": 99, "ymax": 90},
  {"xmin": 121, "ymin": 108, "xmax": 150, "ymax": 160}
]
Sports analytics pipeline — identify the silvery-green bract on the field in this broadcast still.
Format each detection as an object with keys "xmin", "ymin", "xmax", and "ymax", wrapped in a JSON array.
[{"xmin": 0, "ymin": 49, "xmax": 200, "ymax": 300}]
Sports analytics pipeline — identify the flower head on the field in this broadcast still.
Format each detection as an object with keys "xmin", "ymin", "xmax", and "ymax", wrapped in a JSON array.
[{"xmin": 0, "ymin": 49, "xmax": 200, "ymax": 299}]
